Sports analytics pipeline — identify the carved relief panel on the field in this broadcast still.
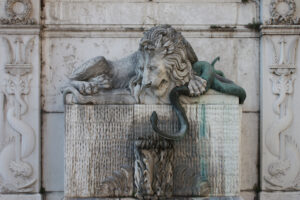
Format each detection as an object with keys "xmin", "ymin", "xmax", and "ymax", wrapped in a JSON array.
[
  {"xmin": 263, "ymin": 0, "xmax": 300, "ymax": 25},
  {"xmin": 0, "ymin": 35, "xmax": 40, "ymax": 193},
  {"xmin": 0, "ymin": 0, "xmax": 40, "ymax": 25},
  {"xmin": 261, "ymin": 35, "xmax": 300, "ymax": 190}
]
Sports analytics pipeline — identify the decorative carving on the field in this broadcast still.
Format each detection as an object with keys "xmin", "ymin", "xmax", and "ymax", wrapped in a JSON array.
[
  {"xmin": 134, "ymin": 138, "xmax": 173, "ymax": 199},
  {"xmin": 63, "ymin": 25, "xmax": 245, "ymax": 105},
  {"xmin": 266, "ymin": 0, "xmax": 300, "ymax": 25},
  {"xmin": 265, "ymin": 37, "xmax": 300, "ymax": 189},
  {"xmin": 64, "ymin": 103, "xmax": 242, "ymax": 198},
  {"xmin": 0, "ymin": 0, "xmax": 36, "ymax": 25},
  {"xmin": 0, "ymin": 37, "xmax": 36, "ymax": 192},
  {"xmin": 173, "ymin": 165, "xmax": 210, "ymax": 196},
  {"xmin": 63, "ymin": 25, "xmax": 246, "ymax": 140},
  {"xmin": 97, "ymin": 166, "xmax": 133, "ymax": 197}
]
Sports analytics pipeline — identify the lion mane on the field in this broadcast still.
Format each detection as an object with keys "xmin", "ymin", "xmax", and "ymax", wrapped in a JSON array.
[{"xmin": 130, "ymin": 25, "xmax": 198, "ymax": 97}]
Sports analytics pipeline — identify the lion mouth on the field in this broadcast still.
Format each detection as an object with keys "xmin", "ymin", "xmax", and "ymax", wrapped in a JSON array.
[{"xmin": 158, "ymin": 79, "xmax": 168, "ymax": 89}]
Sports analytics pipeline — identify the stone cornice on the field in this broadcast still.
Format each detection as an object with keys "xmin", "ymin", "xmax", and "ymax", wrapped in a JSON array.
[
  {"xmin": 42, "ymin": 24, "xmax": 259, "ymax": 38},
  {"xmin": 261, "ymin": 25, "xmax": 300, "ymax": 35},
  {"xmin": 0, "ymin": 25, "xmax": 41, "ymax": 35}
]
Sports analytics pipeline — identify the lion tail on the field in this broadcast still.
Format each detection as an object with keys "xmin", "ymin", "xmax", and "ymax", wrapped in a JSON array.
[{"xmin": 211, "ymin": 56, "xmax": 220, "ymax": 68}]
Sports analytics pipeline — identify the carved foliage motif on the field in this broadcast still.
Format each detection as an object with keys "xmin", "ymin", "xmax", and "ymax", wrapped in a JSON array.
[
  {"xmin": 134, "ymin": 139, "xmax": 173, "ymax": 199},
  {"xmin": 0, "ymin": 37, "xmax": 36, "ymax": 192},
  {"xmin": 266, "ymin": 0, "xmax": 300, "ymax": 25},
  {"xmin": 0, "ymin": 0, "xmax": 36, "ymax": 25},
  {"xmin": 173, "ymin": 165, "xmax": 210, "ymax": 196},
  {"xmin": 97, "ymin": 166, "xmax": 133, "ymax": 197},
  {"xmin": 265, "ymin": 37, "xmax": 300, "ymax": 189}
]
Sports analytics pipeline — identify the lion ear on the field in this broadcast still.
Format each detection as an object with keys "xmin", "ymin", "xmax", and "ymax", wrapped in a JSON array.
[
  {"xmin": 155, "ymin": 34, "xmax": 163, "ymax": 48},
  {"xmin": 162, "ymin": 49, "xmax": 168, "ymax": 55},
  {"xmin": 163, "ymin": 40, "xmax": 171, "ymax": 47}
]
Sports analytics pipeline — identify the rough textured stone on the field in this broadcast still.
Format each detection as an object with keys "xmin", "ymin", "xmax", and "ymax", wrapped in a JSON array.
[
  {"xmin": 260, "ymin": 191, "xmax": 300, "ymax": 200},
  {"xmin": 65, "ymin": 94, "xmax": 241, "ymax": 198},
  {"xmin": 65, "ymin": 105, "xmax": 134, "ymax": 197}
]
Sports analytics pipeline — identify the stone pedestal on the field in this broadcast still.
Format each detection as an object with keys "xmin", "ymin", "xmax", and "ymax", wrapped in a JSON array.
[{"xmin": 64, "ymin": 91, "xmax": 242, "ymax": 199}]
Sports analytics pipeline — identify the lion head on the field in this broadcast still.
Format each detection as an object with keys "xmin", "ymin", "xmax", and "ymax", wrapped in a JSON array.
[{"xmin": 130, "ymin": 25, "xmax": 198, "ymax": 103}]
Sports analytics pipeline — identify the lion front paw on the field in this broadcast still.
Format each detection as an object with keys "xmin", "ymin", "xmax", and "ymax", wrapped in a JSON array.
[
  {"xmin": 70, "ymin": 75, "xmax": 112, "ymax": 95},
  {"xmin": 70, "ymin": 81, "xmax": 97, "ymax": 95},
  {"xmin": 188, "ymin": 76, "xmax": 207, "ymax": 96}
]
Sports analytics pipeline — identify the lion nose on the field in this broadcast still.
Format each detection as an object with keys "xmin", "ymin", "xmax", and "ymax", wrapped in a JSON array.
[
  {"xmin": 141, "ymin": 81, "xmax": 152, "ymax": 91},
  {"xmin": 143, "ymin": 81, "xmax": 152, "ymax": 88}
]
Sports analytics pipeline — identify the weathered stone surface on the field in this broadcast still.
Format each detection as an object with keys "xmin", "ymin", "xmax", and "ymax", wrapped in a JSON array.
[
  {"xmin": 240, "ymin": 113, "xmax": 259, "ymax": 190},
  {"xmin": 42, "ymin": 113, "xmax": 64, "ymax": 192},
  {"xmin": 240, "ymin": 192, "xmax": 256, "ymax": 200},
  {"xmin": 44, "ymin": 192, "xmax": 64, "ymax": 200},
  {"xmin": 65, "ymin": 105, "xmax": 134, "ymax": 197},
  {"xmin": 260, "ymin": 191, "xmax": 300, "ymax": 200},
  {"xmin": 64, "ymin": 197, "xmax": 243, "ymax": 200},
  {"xmin": 65, "ymin": 94, "xmax": 241, "ymax": 198},
  {"xmin": 0, "ymin": 194, "xmax": 42, "ymax": 200},
  {"xmin": 44, "ymin": 0, "xmax": 257, "ymax": 25}
]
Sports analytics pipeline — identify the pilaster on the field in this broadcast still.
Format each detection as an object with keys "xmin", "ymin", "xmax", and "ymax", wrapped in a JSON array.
[
  {"xmin": 0, "ymin": 0, "xmax": 41, "ymax": 199},
  {"xmin": 260, "ymin": 0, "xmax": 300, "ymax": 199}
]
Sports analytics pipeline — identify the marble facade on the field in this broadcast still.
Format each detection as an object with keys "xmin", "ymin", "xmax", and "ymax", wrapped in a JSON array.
[{"xmin": 0, "ymin": 0, "xmax": 299, "ymax": 200}]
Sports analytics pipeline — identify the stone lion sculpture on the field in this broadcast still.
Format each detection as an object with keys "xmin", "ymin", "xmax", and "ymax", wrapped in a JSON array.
[{"xmin": 63, "ymin": 24, "xmax": 246, "ymax": 140}]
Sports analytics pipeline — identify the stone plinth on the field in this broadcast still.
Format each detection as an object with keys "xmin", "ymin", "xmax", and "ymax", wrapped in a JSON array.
[{"xmin": 64, "ymin": 92, "xmax": 242, "ymax": 199}]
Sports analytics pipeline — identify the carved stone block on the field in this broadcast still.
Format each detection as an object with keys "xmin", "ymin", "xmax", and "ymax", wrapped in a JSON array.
[
  {"xmin": 64, "ymin": 93, "xmax": 242, "ymax": 198},
  {"xmin": 64, "ymin": 105, "xmax": 134, "ymax": 197}
]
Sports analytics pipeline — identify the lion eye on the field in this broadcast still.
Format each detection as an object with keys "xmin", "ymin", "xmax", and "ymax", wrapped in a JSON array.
[{"xmin": 149, "ymin": 65, "xmax": 157, "ymax": 71}]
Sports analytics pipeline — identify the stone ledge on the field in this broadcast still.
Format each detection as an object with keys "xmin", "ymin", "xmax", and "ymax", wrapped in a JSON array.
[
  {"xmin": 64, "ymin": 89, "xmax": 239, "ymax": 105},
  {"xmin": 260, "ymin": 191, "xmax": 300, "ymax": 200},
  {"xmin": 65, "ymin": 197, "xmax": 243, "ymax": 200},
  {"xmin": 0, "ymin": 194, "xmax": 42, "ymax": 200},
  {"xmin": 261, "ymin": 25, "xmax": 300, "ymax": 35},
  {"xmin": 43, "ymin": 24, "xmax": 259, "ymax": 38},
  {"xmin": 0, "ymin": 25, "xmax": 41, "ymax": 35}
]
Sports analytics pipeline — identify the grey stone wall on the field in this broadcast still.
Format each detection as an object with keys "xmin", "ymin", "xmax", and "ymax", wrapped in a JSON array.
[{"xmin": 0, "ymin": 0, "xmax": 299, "ymax": 200}]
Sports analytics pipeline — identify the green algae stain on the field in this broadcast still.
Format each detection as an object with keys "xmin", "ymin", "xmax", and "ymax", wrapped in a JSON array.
[{"xmin": 199, "ymin": 105, "xmax": 208, "ymax": 181}]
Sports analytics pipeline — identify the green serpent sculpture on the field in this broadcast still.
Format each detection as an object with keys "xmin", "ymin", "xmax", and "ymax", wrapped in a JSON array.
[{"xmin": 150, "ymin": 57, "xmax": 246, "ymax": 140}]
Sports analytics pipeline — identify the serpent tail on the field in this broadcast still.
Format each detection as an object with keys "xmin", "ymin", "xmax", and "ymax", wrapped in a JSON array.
[{"xmin": 150, "ymin": 86, "xmax": 190, "ymax": 140}]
